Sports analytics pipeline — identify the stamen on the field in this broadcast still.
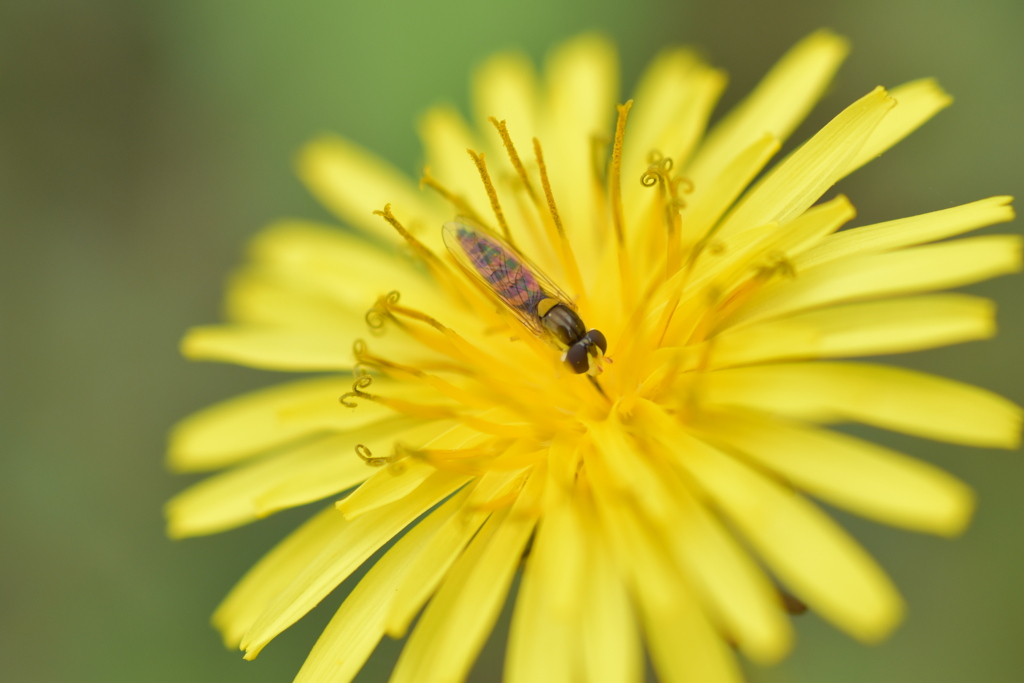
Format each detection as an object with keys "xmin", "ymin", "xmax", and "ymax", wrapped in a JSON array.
[
  {"xmin": 355, "ymin": 443, "xmax": 391, "ymax": 467},
  {"xmin": 420, "ymin": 167, "xmax": 487, "ymax": 226},
  {"xmin": 373, "ymin": 204, "xmax": 448, "ymax": 277},
  {"xmin": 365, "ymin": 290, "xmax": 401, "ymax": 334},
  {"xmin": 532, "ymin": 137, "xmax": 585, "ymax": 300},
  {"xmin": 641, "ymin": 151, "xmax": 683, "ymax": 280},
  {"xmin": 339, "ymin": 374, "xmax": 375, "ymax": 408},
  {"xmin": 467, "ymin": 149, "xmax": 514, "ymax": 246},
  {"xmin": 373, "ymin": 206, "xmax": 475, "ymax": 310},
  {"xmin": 608, "ymin": 101, "xmax": 635, "ymax": 306},
  {"xmin": 488, "ymin": 118, "xmax": 539, "ymax": 204},
  {"xmin": 487, "ymin": 118, "xmax": 553, "ymax": 251}
]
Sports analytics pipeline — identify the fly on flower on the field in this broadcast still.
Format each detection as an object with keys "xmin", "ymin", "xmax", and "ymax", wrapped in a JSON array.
[{"xmin": 442, "ymin": 217, "xmax": 608, "ymax": 375}]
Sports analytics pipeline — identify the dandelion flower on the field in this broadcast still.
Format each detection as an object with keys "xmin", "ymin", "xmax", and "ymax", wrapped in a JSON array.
[{"xmin": 167, "ymin": 30, "xmax": 1021, "ymax": 683}]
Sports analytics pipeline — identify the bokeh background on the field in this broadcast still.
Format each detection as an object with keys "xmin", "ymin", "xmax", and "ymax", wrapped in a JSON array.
[{"xmin": 2, "ymin": 0, "xmax": 1022, "ymax": 681}]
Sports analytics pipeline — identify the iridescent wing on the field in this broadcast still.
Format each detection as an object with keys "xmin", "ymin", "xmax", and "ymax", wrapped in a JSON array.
[{"xmin": 442, "ymin": 218, "xmax": 576, "ymax": 341}]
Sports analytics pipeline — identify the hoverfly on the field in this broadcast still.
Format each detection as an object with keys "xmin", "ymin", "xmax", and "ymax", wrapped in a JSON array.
[{"xmin": 442, "ymin": 218, "xmax": 607, "ymax": 376}]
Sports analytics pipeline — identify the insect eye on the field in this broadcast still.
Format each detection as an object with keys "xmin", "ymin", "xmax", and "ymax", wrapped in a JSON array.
[
  {"xmin": 564, "ymin": 342, "xmax": 591, "ymax": 374},
  {"xmin": 586, "ymin": 329, "xmax": 607, "ymax": 354}
]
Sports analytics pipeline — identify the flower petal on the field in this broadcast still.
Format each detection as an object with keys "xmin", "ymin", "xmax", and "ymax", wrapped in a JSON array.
[
  {"xmin": 240, "ymin": 470, "xmax": 470, "ymax": 659},
  {"xmin": 226, "ymin": 269, "xmax": 359, "ymax": 329},
  {"xmin": 212, "ymin": 505, "xmax": 347, "ymax": 648},
  {"xmin": 383, "ymin": 479, "xmax": 494, "ymax": 638},
  {"xmin": 166, "ymin": 425, "xmax": 413, "ymax": 538},
  {"xmin": 579, "ymin": 531, "xmax": 643, "ymax": 683},
  {"xmin": 717, "ymin": 86, "xmax": 895, "ymax": 238},
  {"xmin": 294, "ymin": 489, "xmax": 467, "ymax": 683},
  {"xmin": 298, "ymin": 136, "xmax": 441, "ymax": 244},
  {"xmin": 260, "ymin": 421, "xmax": 447, "ymax": 519},
  {"xmin": 586, "ymin": 446, "xmax": 742, "ymax": 682},
  {"xmin": 679, "ymin": 132, "xmax": 781, "ymax": 246},
  {"xmin": 181, "ymin": 326, "xmax": 357, "ymax": 371},
  {"xmin": 169, "ymin": 375, "xmax": 359, "ymax": 472},
  {"xmin": 697, "ymin": 410, "xmax": 975, "ymax": 535},
  {"xmin": 505, "ymin": 499, "xmax": 583, "ymax": 683},
  {"xmin": 709, "ymin": 294, "xmax": 996, "ymax": 367},
  {"xmin": 390, "ymin": 470, "xmax": 543, "ymax": 683},
  {"xmin": 702, "ymin": 361, "xmax": 1023, "ymax": 448},
  {"xmin": 541, "ymin": 34, "xmax": 618, "ymax": 264},
  {"xmin": 845, "ymin": 79, "xmax": 953, "ymax": 176},
  {"xmin": 419, "ymin": 105, "xmax": 490, "ymax": 239},
  {"xmin": 246, "ymin": 219, "xmax": 441, "ymax": 310},
  {"xmin": 796, "ymin": 195, "xmax": 1016, "ymax": 270},
  {"xmin": 674, "ymin": 431, "xmax": 904, "ymax": 642},
  {"xmin": 664, "ymin": 483, "xmax": 793, "ymax": 663},
  {"xmin": 472, "ymin": 51, "xmax": 540, "ymax": 144},
  {"xmin": 623, "ymin": 50, "xmax": 726, "ymax": 237},
  {"xmin": 730, "ymin": 234, "xmax": 1022, "ymax": 328},
  {"xmin": 686, "ymin": 29, "xmax": 849, "ymax": 190}
]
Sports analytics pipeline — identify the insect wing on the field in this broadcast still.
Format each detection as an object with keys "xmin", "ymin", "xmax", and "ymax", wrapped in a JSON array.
[{"xmin": 442, "ymin": 220, "xmax": 573, "ymax": 338}]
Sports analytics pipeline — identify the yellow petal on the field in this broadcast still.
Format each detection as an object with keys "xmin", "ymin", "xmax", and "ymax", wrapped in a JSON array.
[
  {"xmin": 472, "ymin": 51, "xmax": 539, "ymax": 144},
  {"xmin": 384, "ymin": 482, "xmax": 492, "ymax": 638},
  {"xmin": 617, "ymin": 508, "xmax": 742, "ymax": 683},
  {"xmin": 419, "ymin": 104, "xmax": 489, "ymax": 242},
  {"xmin": 240, "ymin": 470, "xmax": 470, "ymax": 659},
  {"xmin": 246, "ymin": 219, "xmax": 442, "ymax": 310},
  {"xmin": 717, "ymin": 86, "xmax": 895, "ymax": 238},
  {"xmin": 294, "ymin": 489, "xmax": 467, "ymax": 683},
  {"xmin": 673, "ymin": 431, "xmax": 904, "ymax": 642},
  {"xmin": 226, "ymin": 269, "xmax": 359, "ymax": 329},
  {"xmin": 697, "ymin": 410, "xmax": 975, "ymax": 535},
  {"xmin": 702, "ymin": 361, "xmax": 1022, "ymax": 448},
  {"xmin": 664, "ymin": 482, "xmax": 793, "ymax": 663},
  {"xmin": 579, "ymin": 531, "xmax": 643, "ymax": 683},
  {"xmin": 710, "ymin": 294, "xmax": 996, "ymax": 368},
  {"xmin": 390, "ymin": 469, "xmax": 543, "ymax": 683},
  {"xmin": 541, "ymin": 33, "xmax": 618, "ymax": 264},
  {"xmin": 623, "ymin": 50, "xmax": 726, "ymax": 236},
  {"xmin": 586, "ymin": 418, "xmax": 676, "ymax": 523},
  {"xmin": 260, "ymin": 420, "xmax": 443, "ymax": 518},
  {"xmin": 212, "ymin": 505, "xmax": 347, "ymax": 648},
  {"xmin": 586, "ymin": 449, "xmax": 742, "ymax": 682},
  {"xmin": 505, "ymin": 499, "xmax": 583, "ymax": 683},
  {"xmin": 731, "ymin": 234, "xmax": 1023, "ymax": 328},
  {"xmin": 687, "ymin": 29, "xmax": 849, "ymax": 190},
  {"xmin": 698, "ymin": 194, "xmax": 855, "ymax": 287},
  {"xmin": 845, "ymin": 79, "xmax": 953, "ymax": 175},
  {"xmin": 336, "ymin": 459, "xmax": 435, "ymax": 520},
  {"xmin": 166, "ymin": 427, "xmax": 405, "ymax": 538},
  {"xmin": 169, "ymin": 375, "xmax": 358, "ymax": 472},
  {"xmin": 297, "ymin": 136, "xmax": 441, "ymax": 244},
  {"xmin": 678, "ymin": 132, "xmax": 781, "ymax": 246},
  {"xmin": 181, "ymin": 326, "xmax": 357, "ymax": 371},
  {"xmin": 796, "ymin": 196, "xmax": 1016, "ymax": 270}
]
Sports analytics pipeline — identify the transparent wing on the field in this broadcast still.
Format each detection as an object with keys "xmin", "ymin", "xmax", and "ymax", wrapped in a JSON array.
[{"xmin": 442, "ymin": 218, "xmax": 575, "ymax": 340}]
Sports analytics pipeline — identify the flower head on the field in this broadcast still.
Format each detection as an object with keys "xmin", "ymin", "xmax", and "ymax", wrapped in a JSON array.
[{"xmin": 168, "ymin": 30, "xmax": 1021, "ymax": 682}]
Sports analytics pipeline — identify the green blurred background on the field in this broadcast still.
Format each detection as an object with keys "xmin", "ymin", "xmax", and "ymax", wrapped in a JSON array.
[{"xmin": 2, "ymin": 0, "xmax": 1022, "ymax": 681}]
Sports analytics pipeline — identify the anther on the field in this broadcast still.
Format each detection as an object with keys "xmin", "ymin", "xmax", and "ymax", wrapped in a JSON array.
[
  {"xmin": 488, "ymin": 118, "xmax": 539, "ymax": 204},
  {"xmin": 355, "ymin": 444, "xmax": 391, "ymax": 467},
  {"xmin": 364, "ymin": 290, "xmax": 404, "ymax": 333},
  {"xmin": 373, "ymin": 204, "xmax": 449, "ymax": 277},
  {"xmin": 420, "ymin": 168, "xmax": 486, "ymax": 224},
  {"xmin": 339, "ymin": 375, "xmax": 374, "ymax": 408},
  {"xmin": 467, "ymin": 149, "xmax": 514, "ymax": 246},
  {"xmin": 608, "ymin": 101, "xmax": 634, "ymax": 307},
  {"xmin": 532, "ymin": 137, "xmax": 585, "ymax": 299}
]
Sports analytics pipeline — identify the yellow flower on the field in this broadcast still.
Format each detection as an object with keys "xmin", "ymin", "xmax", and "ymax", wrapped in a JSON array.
[{"xmin": 167, "ymin": 30, "xmax": 1021, "ymax": 683}]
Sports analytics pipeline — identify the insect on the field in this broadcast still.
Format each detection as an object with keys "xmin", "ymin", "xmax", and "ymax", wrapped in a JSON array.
[{"xmin": 442, "ymin": 218, "xmax": 607, "ymax": 376}]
